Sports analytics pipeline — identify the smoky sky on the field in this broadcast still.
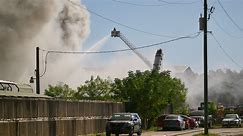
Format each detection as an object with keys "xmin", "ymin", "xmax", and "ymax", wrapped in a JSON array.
[
  {"xmin": 0, "ymin": 0, "xmax": 90, "ymax": 83},
  {"xmin": 177, "ymin": 69, "xmax": 243, "ymax": 108},
  {"xmin": 0, "ymin": 0, "xmax": 54, "ymax": 79}
]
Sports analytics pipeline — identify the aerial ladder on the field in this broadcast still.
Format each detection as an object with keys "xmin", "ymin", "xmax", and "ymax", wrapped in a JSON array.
[{"xmin": 111, "ymin": 28, "xmax": 163, "ymax": 71}]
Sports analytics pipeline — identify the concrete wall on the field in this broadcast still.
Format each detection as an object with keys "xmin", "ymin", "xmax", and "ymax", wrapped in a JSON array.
[{"xmin": 0, "ymin": 97, "xmax": 124, "ymax": 136}]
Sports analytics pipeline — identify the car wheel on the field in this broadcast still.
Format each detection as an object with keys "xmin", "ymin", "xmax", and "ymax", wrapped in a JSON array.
[
  {"xmin": 137, "ymin": 129, "xmax": 142, "ymax": 136},
  {"xmin": 129, "ymin": 127, "xmax": 134, "ymax": 136},
  {"xmin": 208, "ymin": 122, "xmax": 212, "ymax": 128}
]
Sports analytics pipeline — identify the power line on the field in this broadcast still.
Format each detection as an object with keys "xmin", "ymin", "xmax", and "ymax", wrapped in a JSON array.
[
  {"xmin": 212, "ymin": 16, "xmax": 243, "ymax": 39},
  {"xmin": 39, "ymin": 32, "xmax": 201, "ymax": 76},
  {"xmin": 216, "ymin": 0, "xmax": 243, "ymax": 32},
  {"xmin": 210, "ymin": 33, "xmax": 243, "ymax": 69},
  {"xmin": 41, "ymin": 32, "xmax": 200, "ymax": 54},
  {"xmin": 68, "ymin": 0, "xmax": 176, "ymax": 38},
  {"xmin": 112, "ymin": 0, "xmax": 167, "ymax": 7},
  {"xmin": 158, "ymin": 0, "xmax": 200, "ymax": 4},
  {"xmin": 112, "ymin": 0, "xmax": 199, "ymax": 6},
  {"xmin": 40, "ymin": 51, "xmax": 49, "ymax": 77}
]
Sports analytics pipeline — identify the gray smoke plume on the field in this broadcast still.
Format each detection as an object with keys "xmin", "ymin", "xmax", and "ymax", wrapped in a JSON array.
[
  {"xmin": 0, "ymin": 0, "xmax": 90, "ymax": 86},
  {"xmin": 58, "ymin": 0, "xmax": 90, "ymax": 49},
  {"xmin": 176, "ymin": 68, "xmax": 243, "ymax": 108},
  {"xmin": 0, "ymin": 0, "xmax": 55, "ymax": 79}
]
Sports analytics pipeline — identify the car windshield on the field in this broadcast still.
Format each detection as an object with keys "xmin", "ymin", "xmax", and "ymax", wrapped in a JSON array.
[
  {"xmin": 165, "ymin": 115, "xmax": 178, "ymax": 119},
  {"xmin": 111, "ymin": 114, "xmax": 132, "ymax": 121},
  {"xmin": 225, "ymin": 114, "xmax": 237, "ymax": 119}
]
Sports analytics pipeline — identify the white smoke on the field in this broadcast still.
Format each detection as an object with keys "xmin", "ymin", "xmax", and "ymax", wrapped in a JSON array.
[
  {"xmin": 0, "ymin": 0, "xmax": 90, "ymax": 91},
  {"xmin": 0, "ymin": 0, "xmax": 57, "ymax": 79},
  {"xmin": 175, "ymin": 68, "xmax": 243, "ymax": 108}
]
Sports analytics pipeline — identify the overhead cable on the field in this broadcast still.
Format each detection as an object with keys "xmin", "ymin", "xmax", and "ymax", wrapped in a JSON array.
[
  {"xmin": 210, "ymin": 33, "xmax": 243, "ymax": 69},
  {"xmin": 41, "ymin": 32, "xmax": 201, "ymax": 54},
  {"xmin": 112, "ymin": 0, "xmax": 199, "ymax": 6},
  {"xmin": 158, "ymin": 0, "xmax": 199, "ymax": 4},
  {"xmin": 39, "ymin": 50, "xmax": 49, "ymax": 77},
  {"xmin": 112, "ymin": 0, "xmax": 167, "ymax": 7},
  {"xmin": 216, "ymin": 0, "xmax": 243, "ymax": 32},
  {"xmin": 39, "ymin": 32, "xmax": 200, "ymax": 77},
  {"xmin": 68, "ymin": 0, "xmax": 176, "ymax": 38},
  {"xmin": 212, "ymin": 16, "xmax": 243, "ymax": 39}
]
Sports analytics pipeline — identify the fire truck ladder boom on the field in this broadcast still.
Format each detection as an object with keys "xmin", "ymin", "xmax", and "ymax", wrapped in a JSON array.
[{"xmin": 111, "ymin": 28, "xmax": 152, "ymax": 68}]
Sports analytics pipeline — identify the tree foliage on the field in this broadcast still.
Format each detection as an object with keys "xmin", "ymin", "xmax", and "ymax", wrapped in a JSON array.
[
  {"xmin": 44, "ymin": 70, "xmax": 187, "ymax": 128},
  {"xmin": 75, "ymin": 75, "xmax": 113, "ymax": 100},
  {"xmin": 44, "ymin": 83, "xmax": 75, "ymax": 99},
  {"xmin": 111, "ymin": 70, "xmax": 187, "ymax": 128}
]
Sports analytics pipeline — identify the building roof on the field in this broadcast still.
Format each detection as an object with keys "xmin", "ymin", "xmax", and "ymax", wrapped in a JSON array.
[{"xmin": 170, "ymin": 66, "xmax": 192, "ymax": 74}]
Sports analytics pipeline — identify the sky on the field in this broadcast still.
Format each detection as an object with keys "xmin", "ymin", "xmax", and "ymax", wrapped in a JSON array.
[
  {"xmin": 81, "ymin": 0, "xmax": 243, "ymax": 73},
  {"xmin": 1, "ymin": 0, "xmax": 243, "ymax": 92},
  {"xmin": 0, "ymin": 0, "xmax": 242, "ymax": 107}
]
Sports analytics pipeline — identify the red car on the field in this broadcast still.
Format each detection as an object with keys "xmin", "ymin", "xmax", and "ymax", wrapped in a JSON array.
[{"xmin": 181, "ymin": 115, "xmax": 197, "ymax": 129}]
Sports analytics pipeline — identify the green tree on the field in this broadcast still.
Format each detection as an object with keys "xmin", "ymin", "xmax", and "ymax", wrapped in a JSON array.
[
  {"xmin": 111, "ymin": 70, "xmax": 187, "ymax": 129},
  {"xmin": 44, "ymin": 83, "xmax": 75, "ymax": 99},
  {"xmin": 169, "ymin": 78, "xmax": 187, "ymax": 114},
  {"xmin": 75, "ymin": 75, "xmax": 113, "ymax": 100}
]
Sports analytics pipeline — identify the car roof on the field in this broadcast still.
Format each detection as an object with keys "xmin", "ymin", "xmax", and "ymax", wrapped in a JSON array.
[
  {"xmin": 115, "ymin": 113, "xmax": 132, "ymax": 115},
  {"xmin": 166, "ymin": 114, "xmax": 180, "ymax": 117},
  {"xmin": 116, "ymin": 112, "xmax": 138, "ymax": 114},
  {"xmin": 0, "ymin": 80, "xmax": 17, "ymax": 84},
  {"xmin": 225, "ymin": 114, "xmax": 238, "ymax": 116}
]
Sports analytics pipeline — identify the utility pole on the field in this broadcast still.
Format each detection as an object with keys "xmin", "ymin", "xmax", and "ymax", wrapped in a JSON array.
[
  {"xmin": 36, "ymin": 47, "xmax": 40, "ymax": 94},
  {"xmin": 203, "ymin": 0, "xmax": 208, "ymax": 134}
]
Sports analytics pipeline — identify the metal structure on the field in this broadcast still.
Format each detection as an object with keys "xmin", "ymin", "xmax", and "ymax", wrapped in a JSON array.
[
  {"xmin": 36, "ymin": 47, "xmax": 40, "ymax": 94},
  {"xmin": 111, "ymin": 28, "xmax": 152, "ymax": 68},
  {"xmin": 153, "ymin": 49, "xmax": 163, "ymax": 71}
]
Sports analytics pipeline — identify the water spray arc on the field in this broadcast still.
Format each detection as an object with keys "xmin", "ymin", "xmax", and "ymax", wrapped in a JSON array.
[{"xmin": 111, "ymin": 28, "xmax": 152, "ymax": 69}]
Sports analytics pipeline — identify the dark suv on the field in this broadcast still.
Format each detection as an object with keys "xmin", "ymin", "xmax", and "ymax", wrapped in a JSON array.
[{"xmin": 106, "ymin": 113, "xmax": 142, "ymax": 136}]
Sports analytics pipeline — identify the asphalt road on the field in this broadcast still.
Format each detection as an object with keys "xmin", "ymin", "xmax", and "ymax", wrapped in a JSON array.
[{"xmin": 142, "ymin": 127, "xmax": 243, "ymax": 136}]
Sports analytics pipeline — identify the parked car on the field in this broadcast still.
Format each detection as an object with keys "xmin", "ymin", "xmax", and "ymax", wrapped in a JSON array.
[
  {"xmin": 181, "ymin": 115, "xmax": 198, "ymax": 129},
  {"xmin": 106, "ymin": 113, "xmax": 142, "ymax": 136},
  {"xmin": 189, "ymin": 110, "xmax": 212, "ymax": 128},
  {"xmin": 155, "ymin": 114, "xmax": 168, "ymax": 130},
  {"xmin": 163, "ymin": 114, "xmax": 185, "ymax": 131},
  {"xmin": 222, "ymin": 114, "xmax": 241, "ymax": 127}
]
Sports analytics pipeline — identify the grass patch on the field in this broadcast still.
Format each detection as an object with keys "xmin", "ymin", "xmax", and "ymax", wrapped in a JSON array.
[
  {"xmin": 193, "ymin": 133, "xmax": 220, "ymax": 136},
  {"xmin": 85, "ymin": 133, "xmax": 105, "ymax": 136},
  {"xmin": 142, "ymin": 127, "xmax": 158, "ymax": 132},
  {"xmin": 211, "ymin": 124, "xmax": 222, "ymax": 129}
]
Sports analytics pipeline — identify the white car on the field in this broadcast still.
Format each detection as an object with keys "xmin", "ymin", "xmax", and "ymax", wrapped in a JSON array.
[{"xmin": 222, "ymin": 114, "xmax": 241, "ymax": 127}]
